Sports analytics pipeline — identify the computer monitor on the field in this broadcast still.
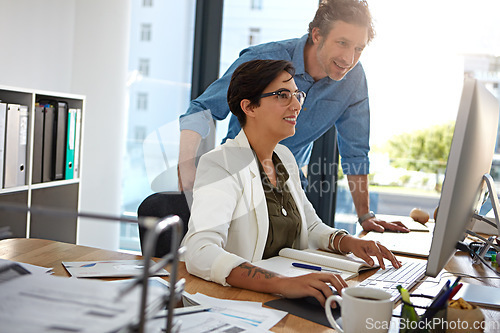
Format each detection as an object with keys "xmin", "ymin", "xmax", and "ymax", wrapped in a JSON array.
[{"xmin": 426, "ymin": 77, "xmax": 500, "ymax": 277}]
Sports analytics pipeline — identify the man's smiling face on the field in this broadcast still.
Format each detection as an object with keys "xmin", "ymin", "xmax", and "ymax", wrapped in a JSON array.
[{"xmin": 313, "ymin": 20, "xmax": 369, "ymax": 81}]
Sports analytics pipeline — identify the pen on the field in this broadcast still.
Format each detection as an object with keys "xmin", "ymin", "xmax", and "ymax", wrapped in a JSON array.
[
  {"xmin": 447, "ymin": 283, "xmax": 463, "ymax": 300},
  {"xmin": 431, "ymin": 280, "xmax": 450, "ymax": 306},
  {"xmin": 451, "ymin": 276, "xmax": 462, "ymax": 288},
  {"xmin": 434, "ymin": 285, "xmax": 454, "ymax": 309},
  {"xmin": 152, "ymin": 305, "xmax": 211, "ymax": 318},
  {"xmin": 420, "ymin": 280, "xmax": 450, "ymax": 321},
  {"xmin": 292, "ymin": 262, "xmax": 341, "ymax": 273}
]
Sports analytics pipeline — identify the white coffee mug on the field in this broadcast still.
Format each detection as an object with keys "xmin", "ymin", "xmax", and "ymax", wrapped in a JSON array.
[{"xmin": 325, "ymin": 287, "xmax": 393, "ymax": 333}]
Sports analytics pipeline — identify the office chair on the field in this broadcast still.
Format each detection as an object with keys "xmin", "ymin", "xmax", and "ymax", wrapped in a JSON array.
[{"xmin": 137, "ymin": 191, "xmax": 190, "ymax": 258}]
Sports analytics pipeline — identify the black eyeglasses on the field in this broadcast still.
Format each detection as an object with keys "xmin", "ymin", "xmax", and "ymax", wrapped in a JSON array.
[{"xmin": 260, "ymin": 89, "xmax": 306, "ymax": 106}]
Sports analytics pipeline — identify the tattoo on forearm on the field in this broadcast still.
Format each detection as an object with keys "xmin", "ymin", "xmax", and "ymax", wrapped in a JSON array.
[{"xmin": 238, "ymin": 262, "xmax": 278, "ymax": 279}]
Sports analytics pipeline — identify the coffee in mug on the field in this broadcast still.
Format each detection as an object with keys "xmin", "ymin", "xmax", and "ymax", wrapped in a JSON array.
[{"xmin": 325, "ymin": 286, "xmax": 393, "ymax": 333}]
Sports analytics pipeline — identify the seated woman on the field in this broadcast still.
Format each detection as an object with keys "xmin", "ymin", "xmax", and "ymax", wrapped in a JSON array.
[{"xmin": 182, "ymin": 59, "xmax": 401, "ymax": 306}]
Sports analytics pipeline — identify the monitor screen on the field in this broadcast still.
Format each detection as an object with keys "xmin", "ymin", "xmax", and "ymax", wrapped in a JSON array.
[{"xmin": 426, "ymin": 77, "xmax": 500, "ymax": 277}]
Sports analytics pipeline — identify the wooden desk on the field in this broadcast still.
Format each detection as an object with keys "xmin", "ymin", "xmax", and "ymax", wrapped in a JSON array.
[
  {"xmin": 1, "ymin": 238, "xmax": 500, "ymax": 332},
  {"xmin": 0, "ymin": 238, "xmax": 331, "ymax": 332}
]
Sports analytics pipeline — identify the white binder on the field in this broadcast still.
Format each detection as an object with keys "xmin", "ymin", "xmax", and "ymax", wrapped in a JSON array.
[
  {"xmin": 4, "ymin": 104, "xmax": 28, "ymax": 188},
  {"xmin": 0, "ymin": 102, "xmax": 7, "ymax": 188}
]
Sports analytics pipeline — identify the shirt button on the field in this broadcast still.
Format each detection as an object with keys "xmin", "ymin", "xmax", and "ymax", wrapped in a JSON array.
[{"xmin": 303, "ymin": 107, "xmax": 307, "ymax": 111}]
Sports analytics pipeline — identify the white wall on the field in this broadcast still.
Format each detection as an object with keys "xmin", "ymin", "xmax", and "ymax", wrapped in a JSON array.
[
  {"xmin": 71, "ymin": 0, "xmax": 130, "ymax": 250},
  {"xmin": 0, "ymin": 0, "xmax": 75, "ymax": 91},
  {"xmin": 0, "ymin": 0, "xmax": 130, "ymax": 250}
]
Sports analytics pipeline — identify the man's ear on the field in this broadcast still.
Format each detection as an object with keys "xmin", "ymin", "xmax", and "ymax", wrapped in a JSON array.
[
  {"xmin": 311, "ymin": 27, "xmax": 322, "ymax": 45},
  {"xmin": 241, "ymin": 99, "xmax": 256, "ymax": 119}
]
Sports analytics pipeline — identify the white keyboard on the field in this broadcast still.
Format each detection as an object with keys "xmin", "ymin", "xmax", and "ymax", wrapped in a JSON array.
[{"xmin": 358, "ymin": 261, "xmax": 427, "ymax": 301}]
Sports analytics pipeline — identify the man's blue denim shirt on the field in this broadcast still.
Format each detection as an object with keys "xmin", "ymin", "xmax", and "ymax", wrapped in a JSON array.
[{"xmin": 179, "ymin": 35, "xmax": 370, "ymax": 175}]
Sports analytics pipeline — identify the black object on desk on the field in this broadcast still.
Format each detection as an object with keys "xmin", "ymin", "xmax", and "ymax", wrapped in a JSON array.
[{"xmin": 265, "ymin": 296, "xmax": 341, "ymax": 328}]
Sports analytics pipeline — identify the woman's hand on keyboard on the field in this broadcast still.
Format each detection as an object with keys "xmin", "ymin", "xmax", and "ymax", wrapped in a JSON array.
[{"xmin": 339, "ymin": 235, "xmax": 402, "ymax": 270}]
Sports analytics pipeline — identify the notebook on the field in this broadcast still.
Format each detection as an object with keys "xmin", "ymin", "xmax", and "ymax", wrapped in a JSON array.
[
  {"xmin": 362, "ymin": 225, "xmax": 434, "ymax": 258},
  {"xmin": 377, "ymin": 214, "xmax": 431, "ymax": 232},
  {"xmin": 455, "ymin": 283, "xmax": 500, "ymax": 308},
  {"xmin": 254, "ymin": 248, "xmax": 378, "ymax": 280}
]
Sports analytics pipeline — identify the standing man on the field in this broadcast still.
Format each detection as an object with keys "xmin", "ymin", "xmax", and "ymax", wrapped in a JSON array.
[{"xmin": 178, "ymin": 0, "xmax": 409, "ymax": 233}]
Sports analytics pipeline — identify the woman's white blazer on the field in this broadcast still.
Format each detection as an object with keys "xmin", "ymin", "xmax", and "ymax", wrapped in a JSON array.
[{"xmin": 182, "ymin": 130, "xmax": 337, "ymax": 286}]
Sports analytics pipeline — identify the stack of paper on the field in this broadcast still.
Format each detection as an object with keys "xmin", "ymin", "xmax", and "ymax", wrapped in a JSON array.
[
  {"xmin": 146, "ymin": 292, "xmax": 288, "ymax": 332},
  {"xmin": 0, "ymin": 266, "xmax": 166, "ymax": 333},
  {"xmin": 62, "ymin": 259, "xmax": 169, "ymax": 278},
  {"xmin": 0, "ymin": 258, "xmax": 53, "ymax": 275}
]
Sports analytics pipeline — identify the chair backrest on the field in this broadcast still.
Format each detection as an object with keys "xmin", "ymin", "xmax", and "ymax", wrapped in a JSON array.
[{"xmin": 137, "ymin": 191, "xmax": 190, "ymax": 258}]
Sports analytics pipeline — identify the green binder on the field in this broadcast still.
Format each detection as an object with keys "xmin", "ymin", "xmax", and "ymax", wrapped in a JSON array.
[{"xmin": 65, "ymin": 108, "xmax": 76, "ymax": 179}]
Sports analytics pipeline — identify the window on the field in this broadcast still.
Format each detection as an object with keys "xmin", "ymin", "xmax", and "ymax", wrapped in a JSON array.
[
  {"xmin": 140, "ymin": 23, "xmax": 152, "ymax": 41},
  {"xmin": 334, "ymin": 1, "xmax": 500, "ymax": 233},
  {"xmin": 137, "ymin": 92, "xmax": 148, "ymax": 110},
  {"xmin": 220, "ymin": 0, "xmax": 500, "ymax": 235},
  {"xmin": 138, "ymin": 58, "xmax": 150, "ymax": 76},
  {"xmin": 120, "ymin": 0, "xmax": 196, "ymax": 252},
  {"xmin": 248, "ymin": 28, "xmax": 260, "ymax": 46},
  {"xmin": 135, "ymin": 126, "xmax": 147, "ymax": 143},
  {"xmin": 251, "ymin": 0, "xmax": 263, "ymax": 10},
  {"xmin": 121, "ymin": 0, "xmax": 500, "ymax": 252}
]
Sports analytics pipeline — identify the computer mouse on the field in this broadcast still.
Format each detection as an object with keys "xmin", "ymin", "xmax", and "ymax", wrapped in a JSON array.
[
  {"xmin": 302, "ymin": 295, "xmax": 324, "ymax": 308},
  {"xmin": 301, "ymin": 286, "xmax": 339, "ymax": 308}
]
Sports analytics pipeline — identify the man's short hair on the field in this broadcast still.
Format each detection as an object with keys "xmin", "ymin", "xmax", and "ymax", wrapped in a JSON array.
[
  {"xmin": 227, "ymin": 60, "xmax": 295, "ymax": 127},
  {"xmin": 307, "ymin": 0, "xmax": 375, "ymax": 44}
]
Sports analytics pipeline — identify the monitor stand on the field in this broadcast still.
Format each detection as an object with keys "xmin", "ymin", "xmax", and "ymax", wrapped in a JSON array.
[
  {"xmin": 453, "ymin": 174, "xmax": 500, "ymax": 309},
  {"xmin": 470, "ymin": 173, "xmax": 500, "ymax": 263}
]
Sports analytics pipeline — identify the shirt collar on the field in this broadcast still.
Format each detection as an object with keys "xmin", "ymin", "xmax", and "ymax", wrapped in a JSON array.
[
  {"xmin": 291, "ymin": 34, "xmax": 309, "ymax": 76},
  {"xmin": 255, "ymin": 152, "xmax": 290, "ymax": 190}
]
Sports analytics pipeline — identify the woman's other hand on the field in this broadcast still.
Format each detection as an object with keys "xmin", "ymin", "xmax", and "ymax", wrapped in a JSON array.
[{"xmin": 339, "ymin": 235, "xmax": 402, "ymax": 269}]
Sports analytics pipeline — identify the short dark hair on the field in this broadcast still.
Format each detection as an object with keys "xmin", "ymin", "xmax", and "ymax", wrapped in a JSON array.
[
  {"xmin": 307, "ymin": 0, "xmax": 375, "ymax": 44},
  {"xmin": 227, "ymin": 60, "xmax": 295, "ymax": 127}
]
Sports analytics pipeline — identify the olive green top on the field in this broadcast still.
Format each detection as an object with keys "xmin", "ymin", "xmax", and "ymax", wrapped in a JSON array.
[{"xmin": 256, "ymin": 152, "xmax": 301, "ymax": 259}]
